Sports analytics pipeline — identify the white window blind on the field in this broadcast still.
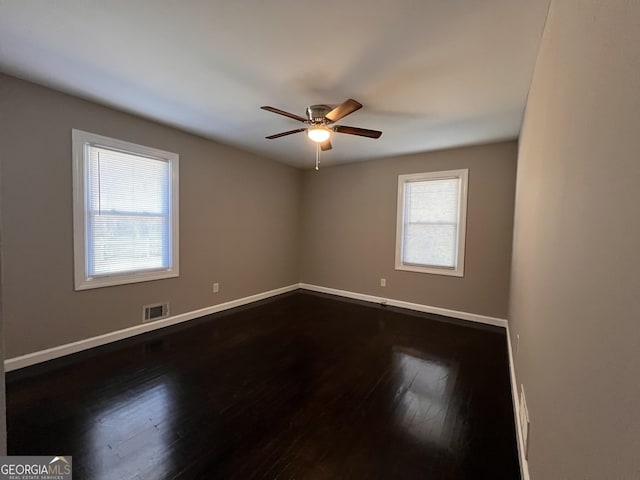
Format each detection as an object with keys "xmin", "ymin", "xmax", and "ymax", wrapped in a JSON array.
[
  {"xmin": 73, "ymin": 129, "xmax": 179, "ymax": 290},
  {"xmin": 402, "ymin": 178, "xmax": 460, "ymax": 268},
  {"xmin": 87, "ymin": 146, "xmax": 171, "ymax": 276},
  {"xmin": 396, "ymin": 170, "xmax": 468, "ymax": 276}
]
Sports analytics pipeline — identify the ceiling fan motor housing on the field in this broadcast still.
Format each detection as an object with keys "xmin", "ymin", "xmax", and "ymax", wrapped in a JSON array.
[{"xmin": 306, "ymin": 104, "xmax": 332, "ymax": 124}]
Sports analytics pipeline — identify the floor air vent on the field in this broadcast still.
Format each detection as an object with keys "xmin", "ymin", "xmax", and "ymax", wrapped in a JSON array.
[{"xmin": 143, "ymin": 303, "xmax": 169, "ymax": 322}]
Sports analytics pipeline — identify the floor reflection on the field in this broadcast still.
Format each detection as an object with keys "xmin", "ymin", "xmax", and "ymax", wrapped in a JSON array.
[
  {"xmin": 391, "ymin": 347, "xmax": 459, "ymax": 449},
  {"xmin": 88, "ymin": 377, "xmax": 174, "ymax": 479}
]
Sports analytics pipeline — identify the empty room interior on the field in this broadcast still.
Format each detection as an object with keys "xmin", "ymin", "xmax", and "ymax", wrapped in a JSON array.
[{"xmin": 0, "ymin": 0, "xmax": 639, "ymax": 479}]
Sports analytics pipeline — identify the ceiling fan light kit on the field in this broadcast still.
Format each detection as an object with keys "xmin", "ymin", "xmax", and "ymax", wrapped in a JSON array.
[
  {"xmin": 307, "ymin": 126, "xmax": 331, "ymax": 143},
  {"xmin": 261, "ymin": 98, "xmax": 382, "ymax": 169}
]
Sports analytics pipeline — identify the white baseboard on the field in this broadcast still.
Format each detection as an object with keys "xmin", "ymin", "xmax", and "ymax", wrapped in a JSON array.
[
  {"xmin": 506, "ymin": 324, "xmax": 530, "ymax": 480},
  {"xmin": 5, "ymin": 283, "xmax": 507, "ymax": 372},
  {"xmin": 4, "ymin": 284, "xmax": 299, "ymax": 372},
  {"xmin": 299, "ymin": 283, "xmax": 508, "ymax": 328}
]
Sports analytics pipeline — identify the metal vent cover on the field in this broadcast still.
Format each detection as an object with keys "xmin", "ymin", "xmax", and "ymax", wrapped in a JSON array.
[{"xmin": 143, "ymin": 303, "xmax": 169, "ymax": 322}]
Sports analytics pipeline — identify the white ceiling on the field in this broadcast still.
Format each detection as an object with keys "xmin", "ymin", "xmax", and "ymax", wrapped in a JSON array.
[{"xmin": 0, "ymin": 0, "xmax": 550, "ymax": 168}]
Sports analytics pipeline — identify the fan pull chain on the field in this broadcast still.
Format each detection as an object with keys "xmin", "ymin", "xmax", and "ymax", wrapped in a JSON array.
[{"xmin": 315, "ymin": 143, "xmax": 320, "ymax": 171}]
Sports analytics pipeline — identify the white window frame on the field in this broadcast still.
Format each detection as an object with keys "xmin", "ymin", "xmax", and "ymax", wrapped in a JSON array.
[
  {"xmin": 395, "ymin": 169, "xmax": 468, "ymax": 277},
  {"xmin": 72, "ymin": 129, "xmax": 179, "ymax": 290}
]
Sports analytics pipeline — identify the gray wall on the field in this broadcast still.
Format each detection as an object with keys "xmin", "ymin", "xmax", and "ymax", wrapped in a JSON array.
[
  {"xmin": 509, "ymin": 0, "xmax": 640, "ymax": 478},
  {"xmin": 0, "ymin": 74, "xmax": 301, "ymax": 358},
  {"xmin": 300, "ymin": 141, "xmax": 517, "ymax": 319}
]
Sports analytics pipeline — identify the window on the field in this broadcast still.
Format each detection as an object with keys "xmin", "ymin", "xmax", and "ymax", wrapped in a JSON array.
[
  {"xmin": 395, "ymin": 169, "xmax": 468, "ymax": 276},
  {"xmin": 72, "ymin": 130, "xmax": 179, "ymax": 290}
]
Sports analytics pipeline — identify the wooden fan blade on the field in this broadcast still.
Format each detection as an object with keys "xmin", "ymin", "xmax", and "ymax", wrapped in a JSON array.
[
  {"xmin": 320, "ymin": 140, "xmax": 333, "ymax": 151},
  {"xmin": 325, "ymin": 99, "xmax": 362, "ymax": 123},
  {"xmin": 265, "ymin": 128, "xmax": 306, "ymax": 139},
  {"xmin": 261, "ymin": 106, "xmax": 307, "ymax": 123},
  {"xmin": 333, "ymin": 125, "xmax": 382, "ymax": 138}
]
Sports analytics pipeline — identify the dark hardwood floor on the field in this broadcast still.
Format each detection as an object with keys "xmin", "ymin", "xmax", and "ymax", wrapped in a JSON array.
[{"xmin": 6, "ymin": 291, "xmax": 520, "ymax": 479}]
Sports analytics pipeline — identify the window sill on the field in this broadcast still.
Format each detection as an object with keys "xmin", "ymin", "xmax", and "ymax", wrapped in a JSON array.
[
  {"xmin": 395, "ymin": 263, "xmax": 464, "ymax": 277},
  {"xmin": 74, "ymin": 268, "xmax": 179, "ymax": 291}
]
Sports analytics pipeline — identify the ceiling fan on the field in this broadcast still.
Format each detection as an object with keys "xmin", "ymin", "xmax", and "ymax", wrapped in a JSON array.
[{"xmin": 261, "ymin": 99, "xmax": 382, "ymax": 157}]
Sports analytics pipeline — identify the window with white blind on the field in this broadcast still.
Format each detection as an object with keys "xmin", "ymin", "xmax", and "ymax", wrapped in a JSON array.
[
  {"xmin": 72, "ymin": 130, "xmax": 179, "ymax": 290},
  {"xmin": 395, "ymin": 169, "xmax": 468, "ymax": 276}
]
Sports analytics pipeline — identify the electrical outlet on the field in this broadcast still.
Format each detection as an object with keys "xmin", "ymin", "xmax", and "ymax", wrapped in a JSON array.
[
  {"xmin": 212, "ymin": 283, "xmax": 219, "ymax": 293},
  {"xmin": 380, "ymin": 278, "xmax": 386, "ymax": 287}
]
